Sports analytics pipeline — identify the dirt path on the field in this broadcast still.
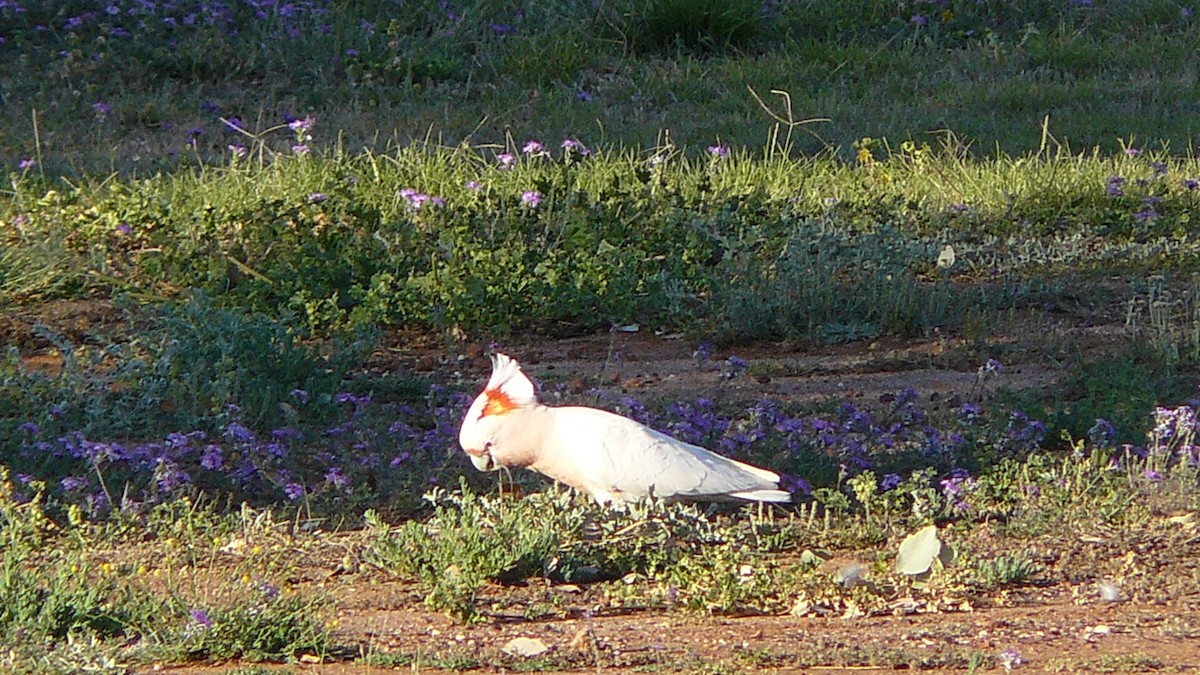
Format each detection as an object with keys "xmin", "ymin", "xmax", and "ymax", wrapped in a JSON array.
[{"xmin": 152, "ymin": 576, "xmax": 1200, "ymax": 673}]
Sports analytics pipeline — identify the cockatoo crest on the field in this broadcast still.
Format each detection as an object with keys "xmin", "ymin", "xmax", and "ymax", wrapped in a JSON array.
[{"xmin": 479, "ymin": 353, "xmax": 538, "ymax": 418}]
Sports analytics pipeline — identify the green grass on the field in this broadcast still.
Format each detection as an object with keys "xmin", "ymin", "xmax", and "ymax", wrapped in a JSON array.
[
  {"xmin": 5, "ymin": 142, "xmax": 1200, "ymax": 341},
  {"xmin": 3, "ymin": 0, "xmax": 1200, "ymax": 176}
]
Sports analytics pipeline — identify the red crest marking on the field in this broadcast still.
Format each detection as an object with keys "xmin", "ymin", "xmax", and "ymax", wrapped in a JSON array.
[{"xmin": 480, "ymin": 389, "xmax": 518, "ymax": 418}]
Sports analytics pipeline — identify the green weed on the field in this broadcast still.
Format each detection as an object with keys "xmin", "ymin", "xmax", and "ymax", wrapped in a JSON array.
[
  {"xmin": 1046, "ymin": 653, "xmax": 1165, "ymax": 673},
  {"xmin": 366, "ymin": 482, "xmax": 803, "ymax": 622},
  {"xmin": 970, "ymin": 552, "xmax": 1042, "ymax": 590},
  {"xmin": 363, "ymin": 482, "xmax": 572, "ymax": 623},
  {"xmin": 176, "ymin": 583, "xmax": 331, "ymax": 662}
]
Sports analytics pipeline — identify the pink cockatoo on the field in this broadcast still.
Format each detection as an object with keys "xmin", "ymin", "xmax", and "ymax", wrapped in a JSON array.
[{"xmin": 458, "ymin": 353, "xmax": 792, "ymax": 505}]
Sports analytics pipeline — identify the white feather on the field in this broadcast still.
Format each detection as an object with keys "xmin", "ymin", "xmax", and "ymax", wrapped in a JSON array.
[
  {"xmin": 484, "ymin": 353, "xmax": 538, "ymax": 406},
  {"xmin": 460, "ymin": 354, "xmax": 792, "ymax": 505},
  {"xmin": 538, "ymin": 407, "xmax": 789, "ymax": 504}
]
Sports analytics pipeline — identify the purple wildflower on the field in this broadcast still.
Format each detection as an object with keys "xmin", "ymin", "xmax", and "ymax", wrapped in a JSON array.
[
  {"xmin": 1106, "ymin": 175, "xmax": 1125, "ymax": 196},
  {"xmin": 496, "ymin": 152, "xmax": 516, "ymax": 169},
  {"xmin": 18, "ymin": 158, "xmax": 35, "ymax": 170},
  {"xmin": 521, "ymin": 190, "xmax": 542, "ymax": 208},
  {"xmin": 561, "ymin": 138, "xmax": 590, "ymax": 155},
  {"xmin": 292, "ymin": 144, "xmax": 310, "ymax": 155},
  {"xmin": 466, "ymin": 180, "xmax": 482, "ymax": 190},
  {"xmin": 880, "ymin": 473, "xmax": 902, "ymax": 491},
  {"xmin": 707, "ymin": 144, "xmax": 728, "ymax": 159},
  {"xmin": 1088, "ymin": 418, "xmax": 1117, "ymax": 446},
  {"xmin": 399, "ymin": 188, "xmax": 442, "ymax": 211},
  {"xmin": 283, "ymin": 482, "xmax": 306, "ymax": 500},
  {"xmin": 291, "ymin": 388, "xmax": 309, "ymax": 404},
  {"xmin": 224, "ymin": 422, "xmax": 254, "ymax": 444},
  {"xmin": 911, "ymin": 14, "xmax": 928, "ymax": 26},
  {"xmin": 780, "ymin": 473, "xmax": 812, "ymax": 496},
  {"xmin": 325, "ymin": 467, "xmax": 349, "ymax": 488},
  {"xmin": 190, "ymin": 609, "xmax": 213, "ymax": 629},
  {"xmin": 258, "ymin": 581, "xmax": 281, "ymax": 600},
  {"xmin": 1125, "ymin": 147, "xmax": 1141, "ymax": 157},
  {"xmin": 1000, "ymin": 648, "xmax": 1022, "ymax": 672},
  {"xmin": 288, "ymin": 116, "xmax": 314, "ymax": 134},
  {"xmin": 92, "ymin": 102, "xmax": 112, "ymax": 118},
  {"xmin": 228, "ymin": 144, "xmax": 247, "ymax": 157},
  {"xmin": 308, "ymin": 192, "xmax": 327, "ymax": 203},
  {"xmin": 199, "ymin": 445, "xmax": 223, "ymax": 470},
  {"xmin": 521, "ymin": 140, "xmax": 547, "ymax": 157},
  {"xmin": 940, "ymin": 468, "xmax": 975, "ymax": 511}
]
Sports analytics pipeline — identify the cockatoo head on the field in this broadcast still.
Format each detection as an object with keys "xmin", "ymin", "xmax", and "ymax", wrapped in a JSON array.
[{"xmin": 459, "ymin": 353, "xmax": 540, "ymax": 472}]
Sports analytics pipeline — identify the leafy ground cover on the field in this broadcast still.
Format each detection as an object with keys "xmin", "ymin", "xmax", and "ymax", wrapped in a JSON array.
[{"xmin": 2, "ymin": 0, "xmax": 1200, "ymax": 672}]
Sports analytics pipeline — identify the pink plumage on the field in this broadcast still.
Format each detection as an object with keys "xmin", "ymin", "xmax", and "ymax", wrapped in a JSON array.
[{"xmin": 459, "ymin": 354, "xmax": 791, "ymax": 505}]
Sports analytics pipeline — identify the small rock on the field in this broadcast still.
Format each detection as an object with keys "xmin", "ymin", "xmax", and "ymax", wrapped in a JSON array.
[
  {"xmin": 833, "ymin": 561, "xmax": 868, "ymax": 588},
  {"xmin": 502, "ymin": 637, "xmax": 550, "ymax": 658}
]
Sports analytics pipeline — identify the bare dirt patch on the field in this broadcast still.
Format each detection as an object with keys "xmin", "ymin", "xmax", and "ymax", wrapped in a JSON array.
[{"xmin": 148, "ymin": 522, "xmax": 1200, "ymax": 674}]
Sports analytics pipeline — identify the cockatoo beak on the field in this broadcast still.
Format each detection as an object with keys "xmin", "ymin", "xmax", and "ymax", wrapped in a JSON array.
[{"xmin": 469, "ymin": 451, "xmax": 496, "ymax": 472}]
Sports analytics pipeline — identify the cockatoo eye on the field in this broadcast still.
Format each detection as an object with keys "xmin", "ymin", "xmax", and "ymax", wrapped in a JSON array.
[{"xmin": 484, "ymin": 441, "xmax": 494, "ymax": 453}]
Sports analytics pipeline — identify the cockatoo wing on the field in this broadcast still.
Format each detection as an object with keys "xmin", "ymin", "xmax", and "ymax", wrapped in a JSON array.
[{"xmin": 548, "ymin": 406, "xmax": 791, "ymax": 503}]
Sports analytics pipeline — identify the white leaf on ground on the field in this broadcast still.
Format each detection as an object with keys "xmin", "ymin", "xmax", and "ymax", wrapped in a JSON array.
[{"xmin": 896, "ymin": 524, "xmax": 942, "ymax": 575}]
